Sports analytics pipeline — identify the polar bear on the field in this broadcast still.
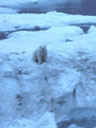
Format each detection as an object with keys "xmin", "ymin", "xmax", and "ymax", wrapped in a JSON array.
[{"xmin": 33, "ymin": 45, "xmax": 47, "ymax": 64}]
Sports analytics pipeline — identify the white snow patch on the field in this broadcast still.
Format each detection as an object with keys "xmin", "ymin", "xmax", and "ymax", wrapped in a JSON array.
[
  {"xmin": 53, "ymin": 69, "xmax": 80, "ymax": 98},
  {"xmin": 68, "ymin": 124, "xmax": 84, "ymax": 128},
  {"xmin": 88, "ymin": 25, "xmax": 96, "ymax": 33},
  {"xmin": 7, "ymin": 112, "xmax": 57, "ymax": 128},
  {"xmin": 0, "ymin": 12, "xmax": 96, "ymax": 31}
]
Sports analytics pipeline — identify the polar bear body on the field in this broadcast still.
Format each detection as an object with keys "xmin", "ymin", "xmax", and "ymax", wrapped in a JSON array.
[{"xmin": 33, "ymin": 46, "xmax": 47, "ymax": 64}]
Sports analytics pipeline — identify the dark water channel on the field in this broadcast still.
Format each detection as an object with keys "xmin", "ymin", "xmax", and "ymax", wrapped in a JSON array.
[
  {"xmin": 0, "ymin": 26, "xmax": 49, "ymax": 40},
  {"xmin": 57, "ymin": 107, "xmax": 96, "ymax": 128},
  {"xmin": 18, "ymin": 0, "xmax": 96, "ymax": 16},
  {"xmin": 57, "ymin": 119, "xmax": 96, "ymax": 128}
]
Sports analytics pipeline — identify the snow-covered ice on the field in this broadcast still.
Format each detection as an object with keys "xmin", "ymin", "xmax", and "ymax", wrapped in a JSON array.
[
  {"xmin": 68, "ymin": 124, "xmax": 84, "ymax": 128},
  {"xmin": 0, "ymin": 9, "xmax": 96, "ymax": 128},
  {"xmin": 1, "ymin": 12, "xmax": 96, "ymax": 31},
  {"xmin": 6, "ymin": 112, "xmax": 57, "ymax": 128}
]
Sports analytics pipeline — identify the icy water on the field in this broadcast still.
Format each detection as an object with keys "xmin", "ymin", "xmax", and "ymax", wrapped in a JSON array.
[
  {"xmin": 18, "ymin": 0, "xmax": 96, "ymax": 16},
  {"xmin": 58, "ymin": 119, "xmax": 96, "ymax": 128},
  {"xmin": 57, "ymin": 107, "xmax": 96, "ymax": 128},
  {"xmin": 0, "ymin": 26, "xmax": 49, "ymax": 40}
]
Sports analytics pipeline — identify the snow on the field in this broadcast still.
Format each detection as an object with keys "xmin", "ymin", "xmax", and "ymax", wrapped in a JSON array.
[
  {"xmin": 88, "ymin": 25, "xmax": 96, "ymax": 33},
  {"xmin": 68, "ymin": 124, "xmax": 84, "ymax": 128},
  {"xmin": 0, "ymin": 8, "xmax": 96, "ymax": 128},
  {"xmin": 0, "ymin": 25, "xmax": 83, "ymax": 53},
  {"xmin": 6, "ymin": 112, "xmax": 57, "ymax": 128},
  {"xmin": 1, "ymin": 12, "xmax": 96, "ymax": 31}
]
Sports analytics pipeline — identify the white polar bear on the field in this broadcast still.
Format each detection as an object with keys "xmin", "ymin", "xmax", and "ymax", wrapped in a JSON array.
[{"xmin": 33, "ymin": 46, "xmax": 47, "ymax": 64}]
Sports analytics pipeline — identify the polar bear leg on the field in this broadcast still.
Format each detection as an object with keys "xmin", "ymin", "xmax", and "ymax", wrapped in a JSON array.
[
  {"xmin": 33, "ymin": 50, "xmax": 38, "ymax": 62},
  {"xmin": 38, "ymin": 54, "xmax": 42, "ymax": 64}
]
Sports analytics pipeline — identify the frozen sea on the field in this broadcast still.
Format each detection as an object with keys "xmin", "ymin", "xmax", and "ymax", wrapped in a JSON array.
[
  {"xmin": 0, "ymin": 0, "xmax": 96, "ymax": 15},
  {"xmin": 0, "ymin": 0, "xmax": 96, "ymax": 128}
]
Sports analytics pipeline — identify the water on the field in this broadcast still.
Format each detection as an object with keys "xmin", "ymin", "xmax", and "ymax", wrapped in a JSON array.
[
  {"xmin": 0, "ymin": 32, "xmax": 7, "ymax": 40},
  {"xmin": 57, "ymin": 107, "xmax": 96, "ymax": 128},
  {"xmin": 0, "ymin": 26, "xmax": 49, "ymax": 40},
  {"xmin": 57, "ymin": 119, "xmax": 96, "ymax": 128},
  {"xmin": 18, "ymin": 0, "xmax": 96, "ymax": 16}
]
